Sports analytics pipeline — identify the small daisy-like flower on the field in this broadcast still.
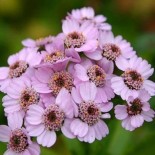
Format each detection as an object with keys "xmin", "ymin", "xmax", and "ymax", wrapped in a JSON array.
[
  {"xmin": 62, "ymin": 19, "xmax": 98, "ymax": 53},
  {"xmin": 71, "ymin": 58, "xmax": 114, "ymax": 102},
  {"xmin": 0, "ymin": 113, "xmax": 40, "ymax": 155},
  {"xmin": 85, "ymin": 31, "xmax": 135, "ymax": 61},
  {"xmin": 114, "ymin": 90, "xmax": 155, "ymax": 131},
  {"xmin": 66, "ymin": 7, "xmax": 111, "ymax": 31},
  {"xmin": 2, "ymin": 78, "xmax": 41, "ymax": 117},
  {"xmin": 70, "ymin": 82, "xmax": 113, "ymax": 143},
  {"xmin": 32, "ymin": 67, "xmax": 74, "ymax": 96},
  {"xmin": 0, "ymin": 48, "xmax": 42, "ymax": 93},
  {"xmin": 40, "ymin": 34, "xmax": 71, "ymax": 66},
  {"xmin": 25, "ymin": 88, "xmax": 75, "ymax": 147},
  {"xmin": 22, "ymin": 35, "xmax": 54, "ymax": 52},
  {"xmin": 111, "ymin": 56, "xmax": 155, "ymax": 100}
]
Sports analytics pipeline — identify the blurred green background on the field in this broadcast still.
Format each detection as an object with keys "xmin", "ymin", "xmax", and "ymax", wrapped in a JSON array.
[{"xmin": 0, "ymin": 0, "xmax": 155, "ymax": 155}]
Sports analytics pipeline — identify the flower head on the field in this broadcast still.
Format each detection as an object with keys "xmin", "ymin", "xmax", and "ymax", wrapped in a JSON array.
[
  {"xmin": 111, "ymin": 56, "xmax": 155, "ymax": 100},
  {"xmin": 70, "ymin": 82, "xmax": 113, "ymax": 143},
  {"xmin": 25, "ymin": 88, "xmax": 76, "ymax": 147},
  {"xmin": 0, "ymin": 112, "xmax": 40, "ymax": 155},
  {"xmin": 114, "ymin": 90, "xmax": 155, "ymax": 131}
]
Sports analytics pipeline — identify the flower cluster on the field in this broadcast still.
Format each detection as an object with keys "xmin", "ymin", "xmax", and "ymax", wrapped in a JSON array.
[{"xmin": 0, "ymin": 7, "xmax": 155, "ymax": 155}]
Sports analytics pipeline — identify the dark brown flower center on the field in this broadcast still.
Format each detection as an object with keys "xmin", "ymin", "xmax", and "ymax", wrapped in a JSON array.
[
  {"xmin": 48, "ymin": 71, "xmax": 73, "ymax": 96},
  {"xmin": 127, "ymin": 98, "xmax": 142, "ymax": 115},
  {"xmin": 87, "ymin": 65, "xmax": 106, "ymax": 87},
  {"xmin": 9, "ymin": 61, "xmax": 29, "ymax": 78},
  {"xmin": 8, "ymin": 129, "xmax": 28, "ymax": 153},
  {"xmin": 43, "ymin": 105, "xmax": 65, "ymax": 131},
  {"xmin": 44, "ymin": 51, "xmax": 65, "ymax": 64},
  {"xmin": 122, "ymin": 69, "xmax": 143, "ymax": 90},
  {"xmin": 79, "ymin": 101, "xmax": 101, "ymax": 126},
  {"xmin": 102, "ymin": 43, "xmax": 121, "ymax": 61},
  {"xmin": 64, "ymin": 31, "xmax": 86, "ymax": 48},
  {"xmin": 20, "ymin": 88, "xmax": 40, "ymax": 110}
]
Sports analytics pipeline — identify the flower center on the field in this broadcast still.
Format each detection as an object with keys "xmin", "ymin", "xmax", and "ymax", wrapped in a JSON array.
[
  {"xmin": 8, "ymin": 129, "xmax": 28, "ymax": 153},
  {"xmin": 44, "ymin": 51, "xmax": 65, "ymax": 64},
  {"xmin": 20, "ymin": 88, "xmax": 40, "ymax": 110},
  {"xmin": 102, "ymin": 43, "xmax": 121, "ymax": 61},
  {"xmin": 9, "ymin": 61, "xmax": 29, "ymax": 78},
  {"xmin": 64, "ymin": 31, "xmax": 86, "ymax": 48},
  {"xmin": 127, "ymin": 98, "xmax": 142, "ymax": 115},
  {"xmin": 43, "ymin": 104, "xmax": 65, "ymax": 131},
  {"xmin": 122, "ymin": 69, "xmax": 143, "ymax": 90},
  {"xmin": 78, "ymin": 101, "xmax": 101, "ymax": 126},
  {"xmin": 48, "ymin": 71, "xmax": 73, "ymax": 96},
  {"xmin": 87, "ymin": 65, "xmax": 106, "ymax": 87}
]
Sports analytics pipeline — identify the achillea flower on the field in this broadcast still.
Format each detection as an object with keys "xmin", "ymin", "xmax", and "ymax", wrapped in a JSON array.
[
  {"xmin": 2, "ymin": 78, "xmax": 42, "ymax": 118},
  {"xmin": 62, "ymin": 19, "xmax": 98, "ymax": 53},
  {"xmin": 114, "ymin": 90, "xmax": 154, "ymax": 131},
  {"xmin": 111, "ymin": 56, "xmax": 155, "ymax": 100},
  {"xmin": 32, "ymin": 66, "xmax": 74, "ymax": 96},
  {"xmin": 66, "ymin": 7, "xmax": 111, "ymax": 31},
  {"xmin": 0, "ymin": 113, "xmax": 40, "ymax": 155},
  {"xmin": 70, "ymin": 82, "xmax": 113, "ymax": 143},
  {"xmin": 25, "ymin": 88, "xmax": 75, "ymax": 147},
  {"xmin": 40, "ymin": 34, "xmax": 71, "ymax": 66},
  {"xmin": 86, "ymin": 31, "xmax": 135, "ymax": 62},
  {"xmin": 22, "ymin": 35, "xmax": 54, "ymax": 52},
  {"xmin": 0, "ymin": 48, "xmax": 42, "ymax": 93},
  {"xmin": 71, "ymin": 58, "xmax": 114, "ymax": 102}
]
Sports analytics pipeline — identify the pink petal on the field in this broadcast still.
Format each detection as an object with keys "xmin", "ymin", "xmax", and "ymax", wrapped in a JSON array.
[
  {"xmin": 122, "ymin": 117, "xmax": 135, "ymax": 131},
  {"xmin": 8, "ymin": 112, "xmax": 23, "ymax": 130},
  {"xmin": 74, "ymin": 64, "xmax": 89, "ymax": 81},
  {"xmin": 33, "ymin": 83, "xmax": 51, "ymax": 93},
  {"xmin": 141, "ymin": 109, "xmax": 154, "ymax": 122},
  {"xmin": 0, "ymin": 67, "xmax": 9, "ymax": 80},
  {"xmin": 0, "ymin": 125, "xmax": 11, "ymax": 142},
  {"xmin": 115, "ymin": 105, "xmax": 128, "ymax": 120},
  {"xmin": 138, "ymin": 90, "xmax": 150, "ymax": 102},
  {"xmin": 70, "ymin": 119, "xmax": 88, "ymax": 137},
  {"xmin": 26, "ymin": 124, "xmax": 45, "ymax": 137},
  {"xmin": 130, "ymin": 115, "xmax": 144, "ymax": 128},
  {"xmin": 71, "ymin": 87, "xmax": 82, "ymax": 104},
  {"xmin": 37, "ymin": 130, "xmax": 56, "ymax": 147},
  {"xmin": 4, "ymin": 150, "xmax": 18, "ymax": 155},
  {"xmin": 35, "ymin": 68, "xmax": 52, "ymax": 83},
  {"xmin": 81, "ymin": 127, "xmax": 95, "ymax": 143},
  {"xmin": 61, "ymin": 119, "xmax": 75, "ymax": 139},
  {"xmin": 26, "ymin": 105, "xmax": 44, "ymax": 125},
  {"xmin": 99, "ymin": 102, "xmax": 113, "ymax": 112},
  {"xmin": 115, "ymin": 56, "xmax": 129, "ymax": 71},
  {"xmin": 94, "ymin": 120, "xmax": 109, "ymax": 140},
  {"xmin": 142, "ymin": 102, "xmax": 150, "ymax": 111},
  {"xmin": 22, "ymin": 39, "xmax": 36, "ymax": 47},
  {"xmin": 85, "ymin": 50, "xmax": 102, "ymax": 61},
  {"xmin": 79, "ymin": 82, "xmax": 97, "ymax": 102},
  {"xmin": 27, "ymin": 143, "xmax": 40, "ymax": 155}
]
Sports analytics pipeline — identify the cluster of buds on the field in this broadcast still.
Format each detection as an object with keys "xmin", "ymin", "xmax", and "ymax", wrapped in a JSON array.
[{"xmin": 0, "ymin": 7, "xmax": 154, "ymax": 155}]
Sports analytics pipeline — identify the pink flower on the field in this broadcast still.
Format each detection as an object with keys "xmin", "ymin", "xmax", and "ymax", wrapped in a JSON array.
[
  {"xmin": 0, "ymin": 48, "xmax": 42, "ymax": 93},
  {"xmin": 62, "ymin": 19, "xmax": 98, "ymax": 53},
  {"xmin": 111, "ymin": 56, "xmax": 155, "ymax": 100},
  {"xmin": 25, "ymin": 88, "xmax": 75, "ymax": 147},
  {"xmin": 114, "ymin": 90, "xmax": 154, "ymax": 131},
  {"xmin": 2, "ymin": 78, "xmax": 42, "ymax": 118},
  {"xmin": 66, "ymin": 7, "xmax": 111, "ymax": 31},
  {"xmin": 71, "ymin": 58, "xmax": 115, "ymax": 102},
  {"xmin": 32, "ymin": 67, "xmax": 74, "ymax": 96},
  {"xmin": 86, "ymin": 31, "xmax": 135, "ymax": 61},
  {"xmin": 0, "ymin": 112, "xmax": 40, "ymax": 155},
  {"xmin": 70, "ymin": 82, "xmax": 113, "ymax": 143},
  {"xmin": 22, "ymin": 35, "xmax": 54, "ymax": 52},
  {"xmin": 39, "ymin": 34, "xmax": 71, "ymax": 67}
]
